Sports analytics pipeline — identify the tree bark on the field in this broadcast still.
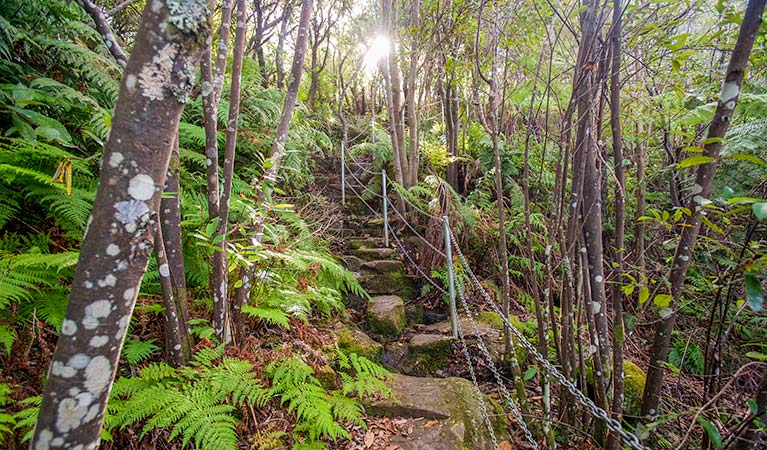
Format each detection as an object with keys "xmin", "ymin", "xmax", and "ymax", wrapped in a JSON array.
[
  {"xmin": 405, "ymin": 0, "xmax": 420, "ymax": 187},
  {"xmin": 640, "ymin": 0, "xmax": 765, "ymax": 420},
  {"xmin": 159, "ymin": 134, "xmax": 192, "ymax": 364},
  {"xmin": 211, "ymin": 0, "xmax": 248, "ymax": 343},
  {"xmin": 605, "ymin": 1, "xmax": 625, "ymax": 448},
  {"xmin": 78, "ymin": 0, "xmax": 129, "ymax": 67},
  {"xmin": 30, "ymin": 1, "xmax": 209, "ymax": 447}
]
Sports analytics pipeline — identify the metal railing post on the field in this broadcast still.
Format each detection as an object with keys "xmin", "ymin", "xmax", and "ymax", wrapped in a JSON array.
[
  {"xmin": 340, "ymin": 141, "xmax": 346, "ymax": 206},
  {"xmin": 443, "ymin": 216, "xmax": 458, "ymax": 339},
  {"xmin": 382, "ymin": 170, "xmax": 389, "ymax": 247}
]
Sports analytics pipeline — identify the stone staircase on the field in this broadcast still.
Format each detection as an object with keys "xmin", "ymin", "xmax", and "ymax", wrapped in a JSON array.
[{"xmin": 314, "ymin": 156, "xmax": 512, "ymax": 449}]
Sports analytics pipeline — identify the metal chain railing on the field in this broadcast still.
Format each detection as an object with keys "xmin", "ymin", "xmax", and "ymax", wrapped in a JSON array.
[
  {"xmin": 388, "ymin": 200, "xmax": 445, "ymax": 257},
  {"xmin": 447, "ymin": 227, "xmax": 650, "ymax": 450},
  {"xmin": 386, "ymin": 222, "xmax": 448, "ymax": 296},
  {"xmin": 453, "ymin": 277, "xmax": 540, "ymax": 449}
]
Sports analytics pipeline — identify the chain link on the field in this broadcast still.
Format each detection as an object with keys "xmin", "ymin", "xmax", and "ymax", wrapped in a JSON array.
[
  {"xmin": 454, "ymin": 299, "xmax": 501, "ymax": 450},
  {"xmin": 454, "ymin": 278, "xmax": 540, "ymax": 449},
  {"xmin": 385, "ymin": 173, "xmax": 441, "ymax": 221},
  {"xmin": 386, "ymin": 222, "xmax": 448, "ymax": 296},
  {"xmin": 388, "ymin": 201, "xmax": 446, "ymax": 256},
  {"xmin": 448, "ymin": 228, "xmax": 650, "ymax": 450}
]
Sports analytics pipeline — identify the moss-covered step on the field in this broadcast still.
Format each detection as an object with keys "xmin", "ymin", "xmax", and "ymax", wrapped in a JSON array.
[
  {"xmin": 394, "ymin": 334, "xmax": 454, "ymax": 376},
  {"xmin": 348, "ymin": 237, "xmax": 384, "ymax": 250},
  {"xmin": 366, "ymin": 295, "xmax": 406, "ymax": 339},
  {"xmin": 366, "ymin": 374, "xmax": 508, "ymax": 450},
  {"xmin": 332, "ymin": 322, "xmax": 383, "ymax": 361},
  {"xmin": 350, "ymin": 247, "xmax": 396, "ymax": 261},
  {"xmin": 357, "ymin": 264, "xmax": 415, "ymax": 298}
]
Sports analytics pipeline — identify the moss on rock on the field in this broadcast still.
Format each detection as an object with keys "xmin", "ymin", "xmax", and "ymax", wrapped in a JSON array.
[
  {"xmin": 623, "ymin": 359, "xmax": 646, "ymax": 417},
  {"xmin": 334, "ymin": 323, "xmax": 383, "ymax": 361},
  {"xmin": 367, "ymin": 295, "xmax": 406, "ymax": 339}
]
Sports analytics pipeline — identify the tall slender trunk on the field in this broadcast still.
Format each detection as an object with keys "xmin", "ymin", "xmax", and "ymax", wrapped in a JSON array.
[
  {"xmin": 31, "ymin": 2, "xmax": 209, "ymax": 447},
  {"xmin": 275, "ymin": 3, "xmax": 291, "ymax": 89},
  {"xmin": 641, "ymin": 0, "xmax": 765, "ymax": 419},
  {"xmin": 231, "ymin": 0, "xmax": 313, "ymax": 341},
  {"xmin": 405, "ymin": 0, "xmax": 420, "ymax": 187},
  {"xmin": 78, "ymin": 0, "xmax": 129, "ymax": 67},
  {"xmin": 605, "ymin": 1, "xmax": 625, "ymax": 448},
  {"xmin": 635, "ymin": 121, "xmax": 647, "ymax": 281},
  {"xmin": 731, "ymin": 369, "xmax": 767, "ymax": 450},
  {"xmin": 211, "ymin": 0, "xmax": 247, "ymax": 343},
  {"xmin": 159, "ymin": 134, "xmax": 192, "ymax": 364}
]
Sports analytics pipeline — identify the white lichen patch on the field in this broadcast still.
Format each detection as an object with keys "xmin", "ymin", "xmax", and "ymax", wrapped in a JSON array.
[
  {"xmin": 167, "ymin": 0, "xmax": 210, "ymax": 33},
  {"xmin": 84, "ymin": 356, "xmax": 111, "ymax": 396},
  {"xmin": 659, "ymin": 307, "xmax": 673, "ymax": 319},
  {"xmin": 87, "ymin": 300, "xmax": 111, "ymax": 319},
  {"xmin": 159, "ymin": 263, "xmax": 170, "ymax": 278},
  {"xmin": 114, "ymin": 199, "xmax": 150, "ymax": 226},
  {"xmin": 594, "ymin": 275, "xmax": 603, "ymax": 283},
  {"xmin": 106, "ymin": 244, "xmax": 120, "ymax": 256},
  {"xmin": 68, "ymin": 353, "xmax": 91, "ymax": 369},
  {"xmin": 56, "ymin": 397, "xmax": 88, "ymax": 433},
  {"xmin": 109, "ymin": 152, "xmax": 124, "ymax": 168},
  {"xmin": 115, "ymin": 314, "xmax": 130, "ymax": 339},
  {"xmin": 719, "ymin": 80, "xmax": 739, "ymax": 107},
  {"xmin": 35, "ymin": 428, "xmax": 53, "ymax": 450},
  {"xmin": 128, "ymin": 174, "xmax": 155, "ymax": 201},
  {"xmin": 591, "ymin": 301, "xmax": 602, "ymax": 314},
  {"xmin": 61, "ymin": 319, "xmax": 77, "ymax": 336},
  {"xmin": 138, "ymin": 44, "xmax": 178, "ymax": 101},
  {"xmin": 90, "ymin": 335, "xmax": 109, "ymax": 348},
  {"xmin": 97, "ymin": 274, "xmax": 117, "ymax": 288},
  {"xmin": 123, "ymin": 288, "xmax": 136, "ymax": 302},
  {"xmin": 691, "ymin": 183, "xmax": 703, "ymax": 195}
]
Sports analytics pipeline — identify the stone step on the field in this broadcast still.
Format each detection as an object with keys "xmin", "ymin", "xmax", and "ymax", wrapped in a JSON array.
[
  {"xmin": 366, "ymin": 374, "xmax": 508, "ymax": 450},
  {"xmin": 350, "ymin": 247, "xmax": 395, "ymax": 261},
  {"xmin": 366, "ymin": 295, "xmax": 406, "ymax": 340}
]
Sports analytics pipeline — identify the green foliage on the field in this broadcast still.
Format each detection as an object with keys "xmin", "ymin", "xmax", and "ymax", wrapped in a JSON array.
[
  {"xmin": 266, "ymin": 356, "xmax": 364, "ymax": 448},
  {"xmin": 121, "ymin": 338, "xmax": 162, "ymax": 366},
  {"xmin": 109, "ymin": 346, "xmax": 272, "ymax": 450},
  {"xmin": 668, "ymin": 337, "xmax": 705, "ymax": 376}
]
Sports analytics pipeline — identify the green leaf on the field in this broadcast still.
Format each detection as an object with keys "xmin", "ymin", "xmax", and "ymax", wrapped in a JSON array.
[
  {"xmin": 722, "ymin": 153, "xmax": 766, "ymax": 166},
  {"xmin": 677, "ymin": 155, "xmax": 715, "ymax": 169},
  {"xmin": 747, "ymin": 399, "xmax": 759, "ymax": 414},
  {"xmin": 638, "ymin": 287, "xmax": 650, "ymax": 304},
  {"xmin": 523, "ymin": 366, "xmax": 537, "ymax": 381},
  {"xmin": 721, "ymin": 186, "xmax": 735, "ymax": 201},
  {"xmin": 696, "ymin": 416, "xmax": 723, "ymax": 449},
  {"xmin": 752, "ymin": 202, "xmax": 767, "ymax": 221},
  {"xmin": 746, "ymin": 351, "xmax": 767, "ymax": 362},
  {"xmin": 654, "ymin": 294, "xmax": 672, "ymax": 308},
  {"xmin": 744, "ymin": 272, "xmax": 764, "ymax": 312}
]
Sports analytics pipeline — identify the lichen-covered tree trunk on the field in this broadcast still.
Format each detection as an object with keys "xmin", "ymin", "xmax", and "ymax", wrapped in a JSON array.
[
  {"xmin": 201, "ymin": 0, "xmax": 235, "ymax": 219},
  {"xmin": 30, "ymin": 1, "xmax": 210, "ymax": 448},
  {"xmin": 78, "ymin": 0, "xmax": 129, "ymax": 67},
  {"xmin": 405, "ymin": 0, "xmax": 420, "ymax": 187},
  {"xmin": 640, "ymin": 0, "xmax": 765, "ymax": 420},
  {"xmin": 210, "ymin": 0, "xmax": 247, "ymax": 343},
  {"xmin": 159, "ymin": 134, "xmax": 192, "ymax": 365}
]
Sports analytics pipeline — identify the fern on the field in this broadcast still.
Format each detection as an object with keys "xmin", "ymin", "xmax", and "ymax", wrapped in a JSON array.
[
  {"xmin": 668, "ymin": 337, "xmax": 705, "ymax": 376},
  {"xmin": 110, "ymin": 346, "xmax": 273, "ymax": 450},
  {"xmin": 242, "ymin": 305, "xmax": 291, "ymax": 329},
  {"xmin": 121, "ymin": 338, "xmax": 161, "ymax": 366}
]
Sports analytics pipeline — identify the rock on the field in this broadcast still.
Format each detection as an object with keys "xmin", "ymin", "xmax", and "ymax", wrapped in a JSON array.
[
  {"xmin": 361, "ymin": 259, "xmax": 404, "ymax": 273},
  {"xmin": 348, "ymin": 237, "xmax": 382, "ymax": 250},
  {"xmin": 381, "ymin": 341, "xmax": 408, "ymax": 369},
  {"xmin": 390, "ymin": 419, "xmax": 465, "ymax": 450},
  {"xmin": 333, "ymin": 323, "xmax": 383, "ymax": 361},
  {"xmin": 623, "ymin": 360, "xmax": 646, "ymax": 417},
  {"xmin": 367, "ymin": 295, "xmax": 406, "ymax": 339},
  {"xmin": 367, "ymin": 374, "xmax": 508, "ymax": 450},
  {"xmin": 341, "ymin": 255, "xmax": 363, "ymax": 272},
  {"xmin": 405, "ymin": 302, "xmax": 424, "ymax": 325},
  {"xmin": 350, "ymin": 247, "xmax": 396, "ymax": 261},
  {"xmin": 393, "ymin": 334, "xmax": 454, "ymax": 376},
  {"xmin": 357, "ymin": 270, "xmax": 415, "ymax": 298}
]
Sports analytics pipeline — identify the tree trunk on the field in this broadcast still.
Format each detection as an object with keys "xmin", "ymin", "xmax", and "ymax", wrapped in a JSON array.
[
  {"xmin": 30, "ymin": 2, "xmax": 209, "ymax": 447},
  {"xmin": 211, "ymin": 0, "xmax": 248, "ymax": 343},
  {"xmin": 731, "ymin": 368, "xmax": 767, "ymax": 450},
  {"xmin": 640, "ymin": 0, "xmax": 765, "ymax": 420},
  {"xmin": 78, "ymin": 0, "xmax": 129, "ymax": 67},
  {"xmin": 159, "ymin": 134, "xmax": 192, "ymax": 364},
  {"xmin": 231, "ymin": 0, "xmax": 313, "ymax": 341},
  {"xmin": 405, "ymin": 0, "xmax": 420, "ymax": 187},
  {"xmin": 605, "ymin": 1, "xmax": 625, "ymax": 448},
  {"xmin": 275, "ymin": 2, "xmax": 292, "ymax": 89}
]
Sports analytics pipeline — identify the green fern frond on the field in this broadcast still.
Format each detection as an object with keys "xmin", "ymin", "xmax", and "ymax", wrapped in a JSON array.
[
  {"xmin": 242, "ymin": 305, "xmax": 291, "ymax": 329},
  {"xmin": 121, "ymin": 338, "xmax": 161, "ymax": 366}
]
